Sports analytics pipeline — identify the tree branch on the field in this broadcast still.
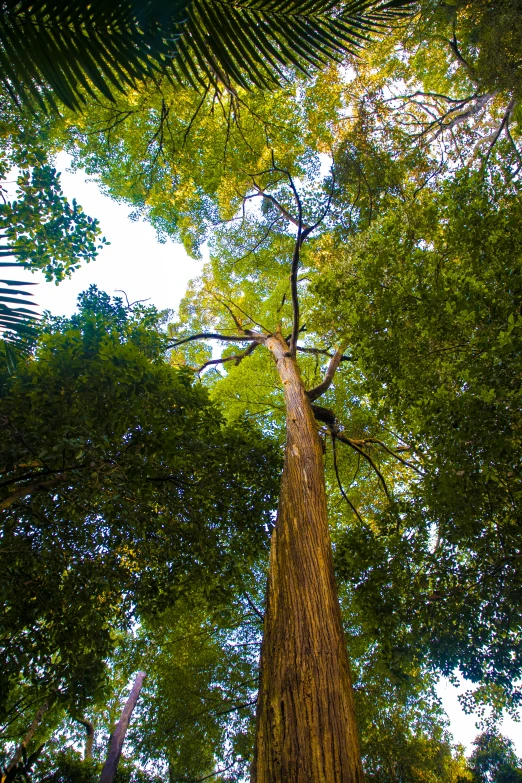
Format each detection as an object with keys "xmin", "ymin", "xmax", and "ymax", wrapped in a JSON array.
[
  {"xmin": 483, "ymin": 96, "xmax": 516, "ymax": 167},
  {"xmin": 244, "ymin": 592, "xmax": 264, "ymax": 621},
  {"xmin": 3, "ymin": 697, "xmax": 53, "ymax": 779},
  {"xmin": 167, "ymin": 333, "xmax": 253, "ymax": 348},
  {"xmin": 447, "ymin": 30, "xmax": 476, "ymax": 81},
  {"xmin": 195, "ymin": 340, "xmax": 260, "ymax": 373},
  {"xmin": 335, "ymin": 433, "xmax": 391, "ymax": 500},
  {"xmin": 306, "ymin": 348, "xmax": 345, "ymax": 402},
  {"xmin": 72, "ymin": 717, "xmax": 94, "ymax": 760},
  {"xmin": 331, "ymin": 435, "xmax": 363, "ymax": 524},
  {"xmin": 289, "ymin": 232, "xmax": 301, "ymax": 356},
  {"xmin": 362, "ymin": 438, "xmax": 424, "ymax": 475},
  {"xmin": 297, "ymin": 345, "xmax": 352, "ymax": 361},
  {"xmin": 251, "ymin": 182, "xmax": 306, "ymax": 229},
  {"xmin": 99, "ymin": 672, "xmax": 146, "ymax": 783},
  {"xmin": 0, "ymin": 476, "xmax": 65, "ymax": 511}
]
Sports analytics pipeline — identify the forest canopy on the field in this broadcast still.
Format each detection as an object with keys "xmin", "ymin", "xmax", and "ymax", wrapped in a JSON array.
[{"xmin": 1, "ymin": 0, "xmax": 521, "ymax": 781}]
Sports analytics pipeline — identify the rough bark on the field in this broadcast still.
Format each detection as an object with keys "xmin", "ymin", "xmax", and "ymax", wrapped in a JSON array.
[
  {"xmin": 251, "ymin": 333, "xmax": 363, "ymax": 783},
  {"xmin": 99, "ymin": 672, "xmax": 146, "ymax": 783}
]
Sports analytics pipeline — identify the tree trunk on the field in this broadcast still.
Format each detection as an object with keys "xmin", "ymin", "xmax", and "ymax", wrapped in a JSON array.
[
  {"xmin": 2, "ymin": 697, "xmax": 52, "ymax": 782},
  {"xmin": 251, "ymin": 333, "xmax": 363, "ymax": 783},
  {"xmin": 99, "ymin": 672, "xmax": 146, "ymax": 783},
  {"xmin": 75, "ymin": 718, "xmax": 95, "ymax": 760}
]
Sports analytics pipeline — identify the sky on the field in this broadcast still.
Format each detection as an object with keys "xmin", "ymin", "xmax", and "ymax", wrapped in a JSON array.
[
  {"xmin": 13, "ymin": 151, "xmax": 202, "ymax": 317},
  {"xmin": 9, "ymin": 152, "xmax": 522, "ymax": 757}
]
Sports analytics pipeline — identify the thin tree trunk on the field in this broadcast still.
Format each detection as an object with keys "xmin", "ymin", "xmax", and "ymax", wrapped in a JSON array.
[
  {"xmin": 99, "ymin": 672, "xmax": 146, "ymax": 783},
  {"xmin": 2, "ymin": 697, "xmax": 52, "ymax": 782},
  {"xmin": 75, "ymin": 718, "xmax": 95, "ymax": 760},
  {"xmin": 251, "ymin": 333, "xmax": 363, "ymax": 783}
]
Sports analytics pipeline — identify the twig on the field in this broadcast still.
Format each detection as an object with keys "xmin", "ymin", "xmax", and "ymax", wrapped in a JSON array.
[
  {"xmin": 363, "ymin": 439, "xmax": 424, "ymax": 475},
  {"xmin": 244, "ymin": 592, "xmax": 264, "ymax": 621}
]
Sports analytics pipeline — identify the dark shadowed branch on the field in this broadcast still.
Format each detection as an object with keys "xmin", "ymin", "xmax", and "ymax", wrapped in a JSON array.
[
  {"xmin": 335, "ymin": 432, "xmax": 391, "ymax": 500},
  {"xmin": 167, "ymin": 333, "xmax": 253, "ymax": 348},
  {"xmin": 331, "ymin": 435, "xmax": 364, "ymax": 524}
]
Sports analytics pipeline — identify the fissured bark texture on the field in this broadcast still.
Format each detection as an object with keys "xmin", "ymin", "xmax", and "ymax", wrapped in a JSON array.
[{"xmin": 251, "ymin": 334, "xmax": 364, "ymax": 783}]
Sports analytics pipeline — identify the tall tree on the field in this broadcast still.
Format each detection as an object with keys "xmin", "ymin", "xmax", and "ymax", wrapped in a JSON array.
[
  {"xmin": 39, "ymin": 22, "xmax": 522, "ymax": 768},
  {"xmin": 5, "ymin": 1, "xmax": 521, "ymax": 776},
  {"xmin": 168, "ymin": 160, "xmax": 374, "ymax": 781}
]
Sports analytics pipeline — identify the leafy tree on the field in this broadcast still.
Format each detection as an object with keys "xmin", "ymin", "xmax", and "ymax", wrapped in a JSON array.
[
  {"xmin": 0, "ymin": 287, "xmax": 279, "ymax": 753},
  {"xmin": 3, "ymin": 1, "xmax": 522, "ymax": 778},
  {"xmin": 469, "ymin": 731, "xmax": 522, "ymax": 783},
  {"xmin": 0, "ymin": 156, "xmax": 106, "ymax": 345},
  {"xmin": 314, "ymin": 169, "xmax": 522, "ymax": 712}
]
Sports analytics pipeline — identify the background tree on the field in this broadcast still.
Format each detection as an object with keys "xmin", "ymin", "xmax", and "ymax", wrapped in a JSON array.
[
  {"xmin": 0, "ymin": 287, "xmax": 280, "ymax": 777},
  {"xmin": 0, "ymin": 114, "xmax": 106, "ymax": 346},
  {"xmin": 468, "ymin": 731, "xmax": 522, "ymax": 783}
]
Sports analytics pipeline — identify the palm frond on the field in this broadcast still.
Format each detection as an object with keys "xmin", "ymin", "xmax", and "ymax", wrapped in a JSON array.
[
  {"xmin": 0, "ymin": 263, "xmax": 39, "ymax": 347},
  {"xmin": 173, "ymin": 0, "xmax": 416, "ymax": 91},
  {"xmin": 1, "ymin": 0, "xmax": 416, "ymax": 110},
  {"xmin": 0, "ymin": 0, "xmax": 191, "ymax": 110}
]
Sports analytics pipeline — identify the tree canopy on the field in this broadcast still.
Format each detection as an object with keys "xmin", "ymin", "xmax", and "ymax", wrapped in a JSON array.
[
  {"xmin": 1, "ymin": 0, "xmax": 521, "ymax": 780},
  {"xmin": 0, "ymin": 287, "xmax": 279, "ymax": 765}
]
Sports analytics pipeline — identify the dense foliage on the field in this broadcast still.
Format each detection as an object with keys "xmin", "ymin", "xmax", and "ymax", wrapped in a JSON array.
[
  {"xmin": 0, "ymin": 288, "xmax": 279, "ymax": 779},
  {"xmin": 1, "ymin": 0, "xmax": 521, "ymax": 779}
]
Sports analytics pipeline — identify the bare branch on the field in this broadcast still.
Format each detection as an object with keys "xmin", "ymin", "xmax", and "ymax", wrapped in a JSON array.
[
  {"xmin": 447, "ymin": 29, "xmax": 477, "ymax": 81},
  {"xmin": 306, "ymin": 166, "xmax": 336, "ymax": 235},
  {"xmin": 244, "ymin": 592, "xmax": 264, "ymax": 621},
  {"xmin": 209, "ymin": 291, "xmax": 270, "ymax": 333},
  {"xmin": 483, "ymin": 96, "xmax": 516, "ymax": 167},
  {"xmin": 209, "ymin": 291, "xmax": 246, "ymax": 332},
  {"xmin": 262, "ymin": 154, "xmax": 305, "ymax": 357},
  {"xmin": 297, "ymin": 345, "xmax": 352, "ymax": 361},
  {"xmin": 251, "ymin": 182, "xmax": 305, "ymax": 229},
  {"xmin": 363, "ymin": 438, "xmax": 424, "ymax": 476},
  {"xmin": 332, "ymin": 435, "xmax": 364, "ymax": 524},
  {"xmin": 431, "ymin": 92, "xmax": 493, "ymax": 140},
  {"xmin": 195, "ymin": 340, "xmax": 260, "ymax": 373},
  {"xmin": 335, "ymin": 433, "xmax": 391, "ymax": 500},
  {"xmin": 289, "ymin": 232, "xmax": 301, "ymax": 356},
  {"xmin": 167, "ymin": 333, "xmax": 252, "ymax": 348},
  {"xmin": 306, "ymin": 348, "xmax": 346, "ymax": 402}
]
